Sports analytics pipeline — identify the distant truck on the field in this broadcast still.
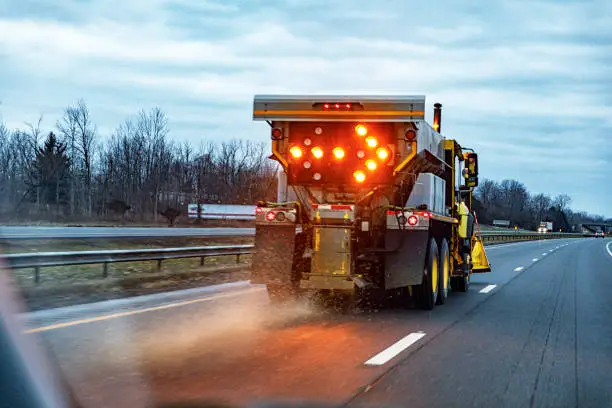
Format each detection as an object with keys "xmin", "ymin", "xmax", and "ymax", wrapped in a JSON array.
[
  {"xmin": 537, "ymin": 221, "xmax": 553, "ymax": 233},
  {"xmin": 492, "ymin": 220, "xmax": 511, "ymax": 228}
]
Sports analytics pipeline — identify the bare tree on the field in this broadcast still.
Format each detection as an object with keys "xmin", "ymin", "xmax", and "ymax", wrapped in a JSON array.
[
  {"xmin": 530, "ymin": 193, "xmax": 552, "ymax": 224},
  {"xmin": 57, "ymin": 100, "xmax": 97, "ymax": 216},
  {"xmin": 553, "ymin": 194, "xmax": 572, "ymax": 212}
]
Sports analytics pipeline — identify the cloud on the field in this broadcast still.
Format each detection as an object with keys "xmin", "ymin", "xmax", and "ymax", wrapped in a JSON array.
[{"xmin": 0, "ymin": 0, "xmax": 610, "ymax": 216}]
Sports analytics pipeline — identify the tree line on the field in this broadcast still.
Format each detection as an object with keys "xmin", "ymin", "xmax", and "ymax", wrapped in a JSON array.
[
  {"xmin": 0, "ymin": 100, "xmax": 278, "ymax": 224},
  {"xmin": 473, "ymin": 179, "xmax": 610, "ymax": 232},
  {"xmin": 0, "ymin": 99, "xmax": 608, "ymax": 228}
]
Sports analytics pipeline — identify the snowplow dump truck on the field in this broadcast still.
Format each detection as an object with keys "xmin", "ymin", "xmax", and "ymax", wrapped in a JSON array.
[{"xmin": 251, "ymin": 95, "xmax": 491, "ymax": 310}]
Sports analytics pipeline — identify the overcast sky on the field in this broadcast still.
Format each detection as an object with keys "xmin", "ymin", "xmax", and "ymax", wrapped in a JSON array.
[{"xmin": 0, "ymin": 0, "xmax": 610, "ymax": 217}]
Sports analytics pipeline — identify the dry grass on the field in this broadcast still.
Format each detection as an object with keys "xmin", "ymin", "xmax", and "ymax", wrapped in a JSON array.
[{"xmin": 3, "ymin": 236, "xmax": 254, "ymax": 309}]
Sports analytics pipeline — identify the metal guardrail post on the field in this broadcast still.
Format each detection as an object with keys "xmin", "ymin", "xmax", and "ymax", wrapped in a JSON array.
[
  {"xmin": 236, "ymin": 254, "xmax": 241, "ymax": 264},
  {"xmin": 103, "ymin": 262, "xmax": 109, "ymax": 278},
  {"xmin": 34, "ymin": 266, "xmax": 40, "ymax": 284},
  {"xmin": 157, "ymin": 259, "xmax": 162, "ymax": 271}
]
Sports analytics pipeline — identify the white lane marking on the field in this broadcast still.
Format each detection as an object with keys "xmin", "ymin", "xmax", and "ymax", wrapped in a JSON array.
[
  {"xmin": 533, "ymin": 258, "xmax": 539, "ymax": 262},
  {"xmin": 479, "ymin": 284, "xmax": 497, "ymax": 294},
  {"xmin": 549, "ymin": 249, "xmax": 554, "ymax": 252},
  {"xmin": 542, "ymin": 253, "xmax": 547, "ymax": 256},
  {"xmin": 364, "ymin": 332, "xmax": 426, "ymax": 366},
  {"xmin": 514, "ymin": 266, "xmax": 524, "ymax": 272},
  {"xmin": 606, "ymin": 241, "xmax": 612, "ymax": 258},
  {"xmin": 25, "ymin": 287, "xmax": 262, "ymax": 334}
]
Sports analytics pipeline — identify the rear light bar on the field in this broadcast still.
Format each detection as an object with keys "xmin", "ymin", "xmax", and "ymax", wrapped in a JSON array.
[
  {"xmin": 386, "ymin": 210, "xmax": 433, "ymax": 218},
  {"xmin": 314, "ymin": 204, "xmax": 355, "ymax": 211},
  {"xmin": 312, "ymin": 102, "xmax": 365, "ymax": 111},
  {"xmin": 385, "ymin": 209, "xmax": 432, "ymax": 230},
  {"xmin": 256, "ymin": 206, "xmax": 298, "ymax": 223}
]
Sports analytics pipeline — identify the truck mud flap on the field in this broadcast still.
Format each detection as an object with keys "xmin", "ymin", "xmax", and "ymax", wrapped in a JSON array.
[
  {"xmin": 251, "ymin": 225, "xmax": 297, "ymax": 285},
  {"xmin": 471, "ymin": 236, "xmax": 491, "ymax": 273},
  {"xmin": 384, "ymin": 230, "xmax": 429, "ymax": 289}
]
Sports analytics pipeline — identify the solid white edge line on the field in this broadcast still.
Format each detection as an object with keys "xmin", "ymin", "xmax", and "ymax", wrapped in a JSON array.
[
  {"xmin": 364, "ymin": 332, "xmax": 426, "ymax": 366},
  {"xmin": 514, "ymin": 266, "xmax": 524, "ymax": 272},
  {"xmin": 479, "ymin": 284, "xmax": 497, "ymax": 294},
  {"xmin": 542, "ymin": 253, "xmax": 547, "ymax": 256},
  {"xmin": 24, "ymin": 287, "xmax": 262, "ymax": 333},
  {"xmin": 533, "ymin": 258, "xmax": 539, "ymax": 262},
  {"xmin": 606, "ymin": 241, "xmax": 612, "ymax": 258}
]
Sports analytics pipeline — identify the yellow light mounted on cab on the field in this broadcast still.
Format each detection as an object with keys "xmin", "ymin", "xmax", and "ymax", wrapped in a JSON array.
[{"xmin": 463, "ymin": 152, "xmax": 479, "ymax": 188}]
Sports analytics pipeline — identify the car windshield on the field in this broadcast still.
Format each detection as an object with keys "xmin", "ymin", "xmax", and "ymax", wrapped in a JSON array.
[{"xmin": 1, "ymin": 2, "xmax": 611, "ymax": 408}]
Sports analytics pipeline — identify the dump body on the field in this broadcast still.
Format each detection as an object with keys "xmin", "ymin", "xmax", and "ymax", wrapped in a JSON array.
[{"xmin": 251, "ymin": 95, "xmax": 490, "ymax": 309}]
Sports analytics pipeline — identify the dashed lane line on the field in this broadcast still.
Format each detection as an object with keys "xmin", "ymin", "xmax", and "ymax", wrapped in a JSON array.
[
  {"xmin": 479, "ymin": 284, "xmax": 497, "ymax": 294},
  {"xmin": 364, "ymin": 332, "xmax": 427, "ymax": 366}
]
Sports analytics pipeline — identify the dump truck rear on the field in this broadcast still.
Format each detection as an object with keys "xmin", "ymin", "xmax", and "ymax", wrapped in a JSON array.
[{"xmin": 251, "ymin": 95, "xmax": 490, "ymax": 310}]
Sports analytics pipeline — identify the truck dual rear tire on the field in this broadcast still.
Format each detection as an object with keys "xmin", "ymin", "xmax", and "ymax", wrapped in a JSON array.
[
  {"xmin": 417, "ymin": 238, "xmax": 439, "ymax": 310},
  {"xmin": 437, "ymin": 239, "xmax": 450, "ymax": 305}
]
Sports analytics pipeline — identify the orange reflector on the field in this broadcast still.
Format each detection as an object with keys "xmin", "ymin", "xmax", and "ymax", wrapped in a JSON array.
[
  {"xmin": 354, "ymin": 170, "xmax": 366, "ymax": 183},
  {"xmin": 289, "ymin": 146, "xmax": 303, "ymax": 159},
  {"xmin": 365, "ymin": 160, "xmax": 377, "ymax": 170},
  {"xmin": 311, "ymin": 146, "xmax": 324, "ymax": 159},
  {"xmin": 376, "ymin": 147, "xmax": 389, "ymax": 161},
  {"xmin": 332, "ymin": 147, "xmax": 345, "ymax": 159},
  {"xmin": 366, "ymin": 137, "xmax": 378, "ymax": 148},
  {"xmin": 355, "ymin": 125, "xmax": 368, "ymax": 136}
]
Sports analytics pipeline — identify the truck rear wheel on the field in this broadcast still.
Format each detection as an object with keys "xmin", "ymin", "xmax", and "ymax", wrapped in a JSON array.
[
  {"xmin": 437, "ymin": 239, "xmax": 450, "ymax": 305},
  {"xmin": 417, "ymin": 238, "xmax": 439, "ymax": 310}
]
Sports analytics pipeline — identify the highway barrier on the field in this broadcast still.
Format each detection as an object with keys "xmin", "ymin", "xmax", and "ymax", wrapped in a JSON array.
[
  {"xmin": 3, "ymin": 232, "xmax": 583, "ymax": 284},
  {"xmin": 5, "ymin": 245, "xmax": 253, "ymax": 284}
]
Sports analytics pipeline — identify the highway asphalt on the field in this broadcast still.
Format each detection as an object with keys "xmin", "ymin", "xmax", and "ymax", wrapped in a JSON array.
[
  {"xmin": 0, "ymin": 226, "xmax": 255, "ymax": 239},
  {"xmin": 17, "ymin": 238, "xmax": 612, "ymax": 408}
]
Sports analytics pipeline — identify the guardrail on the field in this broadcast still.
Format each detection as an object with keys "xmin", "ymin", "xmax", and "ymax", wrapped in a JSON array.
[
  {"xmin": 3, "ymin": 232, "xmax": 583, "ymax": 284},
  {"xmin": 4, "ymin": 245, "xmax": 254, "ymax": 284},
  {"xmin": 479, "ymin": 231, "xmax": 583, "ymax": 242}
]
